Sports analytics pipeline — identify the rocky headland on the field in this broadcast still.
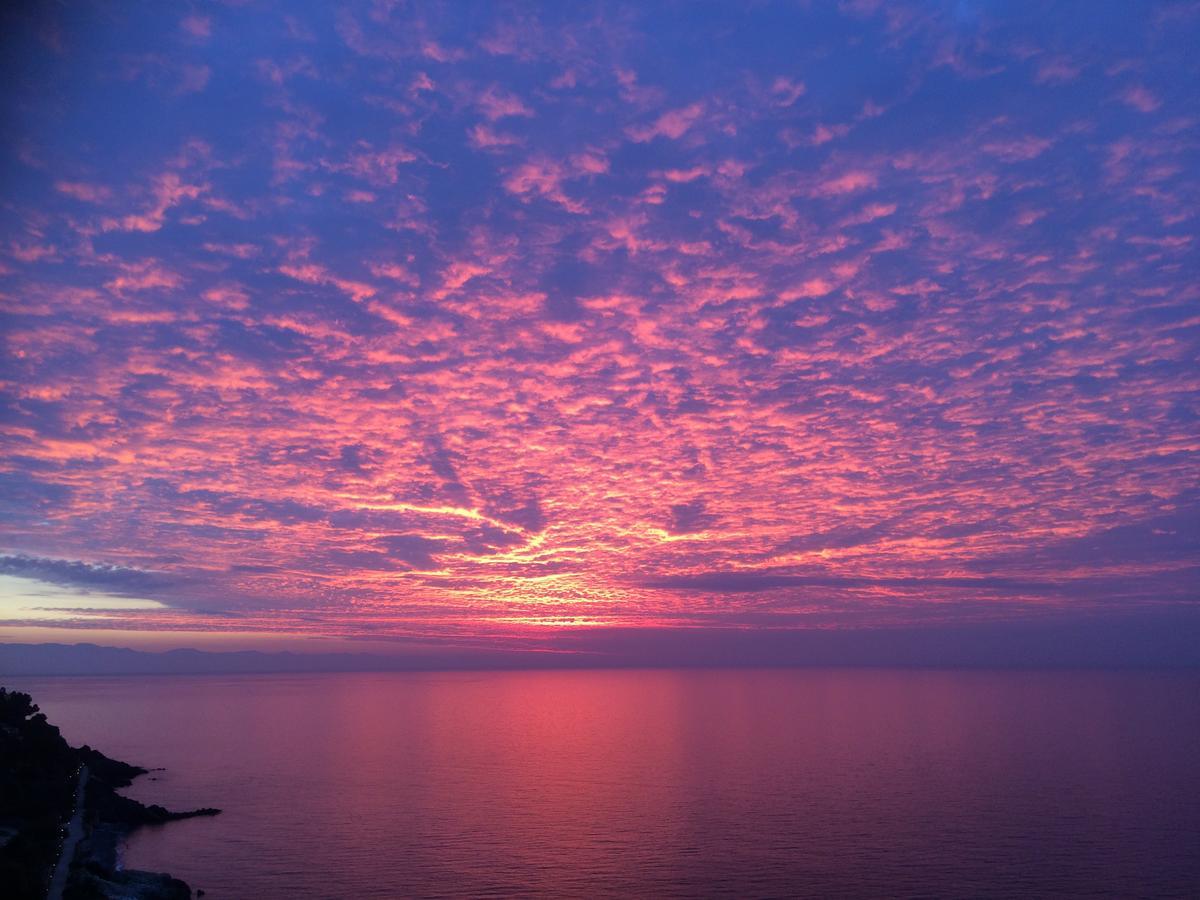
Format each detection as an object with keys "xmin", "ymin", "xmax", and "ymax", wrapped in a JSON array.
[{"xmin": 0, "ymin": 687, "xmax": 219, "ymax": 899}]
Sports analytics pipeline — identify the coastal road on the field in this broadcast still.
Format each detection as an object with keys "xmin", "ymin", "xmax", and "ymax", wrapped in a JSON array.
[{"xmin": 47, "ymin": 764, "xmax": 89, "ymax": 900}]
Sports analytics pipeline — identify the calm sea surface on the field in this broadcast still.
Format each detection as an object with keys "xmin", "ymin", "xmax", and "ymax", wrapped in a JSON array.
[{"xmin": 9, "ymin": 669, "xmax": 1200, "ymax": 898}]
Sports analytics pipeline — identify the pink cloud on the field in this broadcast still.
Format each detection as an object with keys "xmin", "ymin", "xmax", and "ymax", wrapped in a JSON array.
[
  {"xmin": 105, "ymin": 261, "xmax": 182, "ymax": 292},
  {"xmin": 841, "ymin": 202, "xmax": 897, "ymax": 226},
  {"xmin": 1119, "ymin": 85, "xmax": 1161, "ymax": 113},
  {"xmin": 421, "ymin": 40, "xmax": 466, "ymax": 63},
  {"xmin": 469, "ymin": 124, "xmax": 522, "ymax": 150},
  {"xmin": 781, "ymin": 278, "xmax": 835, "ymax": 300},
  {"xmin": 809, "ymin": 123, "xmax": 852, "ymax": 146},
  {"xmin": 476, "ymin": 85, "xmax": 534, "ymax": 121},
  {"xmin": 101, "ymin": 172, "xmax": 206, "ymax": 233},
  {"xmin": 571, "ymin": 151, "xmax": 609, "ymax": 175},
  {"xmin": 368, "ymin": 262, "xmax": 419, "ymax": 285},
  {"xmin": 662, "ymin": 167, "xmax": 708, "ymax": 183},
  {"xmin": 981, "ymin": 135, "xmax": 1054, "ymax": 162},
  {"xmin": 279, "ymin": 262, "xmax": 376, "ymax": 302},
  {"xmin": 502, "ymin": 156, "xmax": 598, "ymax": 213},
  {"xmin": 770, "ymin": 77, "xmax": 806, "ymax": 106},
  {"xmin": 180, "ymin": 15, "xmax": 211, "ymax": 40},
  {"xmin": 203, "ymin": 242, "xmax": 260, "ymax": 259},
  {"xmin": 1035, "ymin": 57, "xmax": 1081, "ymax": 84},
  {"xmin": 627, "ymin": 102, "xmax": 705, "ymax": 142},
  {"xmin": 437, "ymin": 260, "xmax": 490, "ymax": 294},
  {"xmin": 328, "ymin": 145, "xmax": 417, "ymax": 186},
  {"xmin": 813, "ymin": 170, "xmax": 877, "ymax": 196},
  {"xmin": 203, "ymin": 285, "xmax": 251, "ymax": 310},
  {"xmin": 9, "ymin": 243, "xmax": 58, "ymax": 263},
  {"xmin": 55, "ymin": 181, "xmax": 113, "ymax": 203},
  {"xmin": 818, "ymin": 124, "xmax": 853, "ymax": 148}
]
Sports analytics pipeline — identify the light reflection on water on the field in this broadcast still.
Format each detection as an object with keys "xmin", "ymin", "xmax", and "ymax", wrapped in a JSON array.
[{"xmin": 13, "ymin": 668, "xmax": 1200, "ymax": 898}]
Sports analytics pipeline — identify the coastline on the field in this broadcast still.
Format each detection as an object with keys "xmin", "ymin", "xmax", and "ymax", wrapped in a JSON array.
[
  {"xmin": 0, "ymin": 687, "xmax": 219, "ymax": 900},
  {"xmin": 71, "ymin": 751, "xmax": 220, "ymax": 900}
]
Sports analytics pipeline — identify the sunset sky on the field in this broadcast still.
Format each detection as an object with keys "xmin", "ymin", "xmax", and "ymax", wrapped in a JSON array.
[{"xmin": 1, "ymin": 1, "xmax": 1197, "ymax": 662}]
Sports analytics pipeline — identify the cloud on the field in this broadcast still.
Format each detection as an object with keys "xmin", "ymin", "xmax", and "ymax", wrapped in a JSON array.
[
  {"xmin": 104, "ymin": 260, "xmax": 182, "ymax": 292},
  {"xmin": 489, "ymin": 495, "xmax": 547, "ymax": 533},
  {"xmin": 326, "ymin": 144, "xmax": 417, "ymax": 186},
  {"xmin": 1118, "ymin": 85, "xmax": 1161, "ymax": 113},
  {"xmin": 667, "ymin": 500, "xmax": 717, "ymax": 535},
  {"xmin": 981, "ymin": 136, "xmax": 1053, "ymax": 162},
  {"xmin": 637, "ymin": 570, "xmax": 1084, "ymax": 598},
  {"xmin": 1, "ymin": 0, "xmax": 1195, "ymax": 654},
  {"xmin": 54, "ymin": 181, "xmax": 113, "ymax": 203},
  {"xmin": 476, "ymin": 85, "xmax": 534, "ymax": 121},
  {"xmin": 0, "ymin": 555, "xmax": 175, "ymax": 595},
  {"xmin": 770, "ymin": 77, "xmax": 806, "ymax": 106},
  {"xmin": 100, "ymin": 171, "xmax": 206, "ymax": 233},
  {"xmin": 1034, "ymin": 57, "xmax": 1080, "ymax": 84},
  {"xmin": 469, "ymin": 124, "xmax": 522, "ymax": 149},
  {"xmin": 376, "ymin": 534, "xmax": 444, "ymax": 569},
  {"xmin": 180, "ymin": 14, "xmax": 211, "ymax": 40},
  {"xmin": 774, "ymin": 521, "xmax": 896, "ymax": 554},
  {"xmin": 812, "ymin": 170, "xmax": 877, "ymax": 196},
  {"xmin": 627, "ymin": 103, "xmax": 705, "ymax": 142},
  {"xmin": 502, "ymin": 156, "xmax": 594, "ymax": 212}
]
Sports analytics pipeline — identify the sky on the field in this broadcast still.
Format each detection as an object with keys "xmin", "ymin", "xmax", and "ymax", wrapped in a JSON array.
[{"xmin": 0, "ymin": 1, "xmax": 1197, "ymax": 665}]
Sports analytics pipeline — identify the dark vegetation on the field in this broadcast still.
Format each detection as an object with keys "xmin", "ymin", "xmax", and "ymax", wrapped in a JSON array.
[
  {"xmin": 0, "ymin": 687, "xmax": 76, "ymax": 898},
  {"xmin": 0, "ymin": 687, "xmax": 219, "ymax": 899}
]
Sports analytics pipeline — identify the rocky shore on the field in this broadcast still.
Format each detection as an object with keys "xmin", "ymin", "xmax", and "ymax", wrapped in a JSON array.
[{"xmin": 0, "ymin": 687, "xmax": 220, "ymax": 899}]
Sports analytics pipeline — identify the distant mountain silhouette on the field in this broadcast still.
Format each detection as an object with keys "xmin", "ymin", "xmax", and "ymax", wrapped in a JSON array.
[
  {"xmin": 4, "ymin": 611, "xmax": 1200, "ymax": 676},
  {"xmin": 0, "ymin": 643, "xmax": 402, "ymax": 676}
]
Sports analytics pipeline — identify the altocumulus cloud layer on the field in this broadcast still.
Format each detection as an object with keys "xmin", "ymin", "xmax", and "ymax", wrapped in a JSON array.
[{"xmin": 0, "ymin": 1, "xmax": 1197, "ymax": 653}]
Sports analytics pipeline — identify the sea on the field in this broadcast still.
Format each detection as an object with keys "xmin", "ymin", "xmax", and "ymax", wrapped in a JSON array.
[{"xmin": 8, "ymin": 668, "xmax": 1200, "ymax": 898}]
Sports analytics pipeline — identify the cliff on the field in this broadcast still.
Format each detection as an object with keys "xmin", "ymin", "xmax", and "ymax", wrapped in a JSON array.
[{"xmin": 0, "ymin": 687, "xmax": 219, "ymax": 899}]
